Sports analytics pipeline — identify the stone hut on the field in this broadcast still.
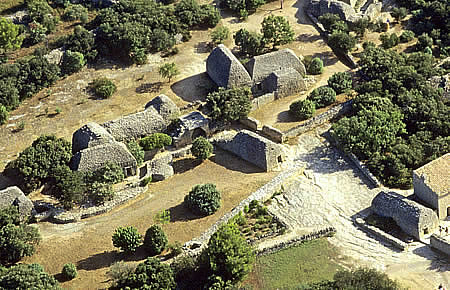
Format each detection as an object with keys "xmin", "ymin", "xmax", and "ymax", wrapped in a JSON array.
[
  {"xmin": 264, "ymin": 68, "xmax": 305, "ymax": 98},
  {"xmin": 172, "ymin": 111, "xmax": 212, "ymax": 148},
  {"xmin": 71, "ymin": 141, "xmax": 138, "ymax": 176},
  {"xmin": 0, "ymin": 186, "xmax": 34, "ymax": 220},
  {"xmin": 371, "ymin": 191, "xmax": 439, "ymax": 240},
  {"xmin": 206, "ymin": 44, "xmax": 252, "ymax": 89},
  {"xmin": 145, "ymin": 94, "xmax": 180, "ymax": 120},
  {"xmin": 413, "ymin": 153, "xmax": 450, "ymax": 220},
  {"xmin": 72, "ymin": 122, "xmax": 116, "ymax": 154},
  {"xmin": 215, "ymin": 130, "xmax": 284, "ymax": 172}
]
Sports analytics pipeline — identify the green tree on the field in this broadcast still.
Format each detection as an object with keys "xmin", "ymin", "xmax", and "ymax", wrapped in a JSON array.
[
  {"xmin": 0, "ymin": 17, "xmax": 23, "ymax": 55},
  {"xmin": 206, "ymin": 87, "xmax": 252, "ymax": 122},
  {"xmin": 327, "ymin": 71, "xmax": 352, "ymax": 94},
  {"xmin": 88, "ymin": 182, "xmax": 114, "ymax": 206},
  {"xmin": 307, "ymin": 86, "xmax": 336, "ymax": 108},
  {"xmin": 289, "ymin": 99, "xmax": 316, "ymax": 121},
  {"xmin": 0, "ymin": 105, "xmax": 8, "ymax": 125},
  {"xmin": 61, "ymin": 263, "xmax": 77, "ymax": 280},
  {"xmin": 62, "ymin": 4, "xmax": 88, "ymax": 23},
  {"xmin": 416, "ymin": 33, "xmax": 433, "ymax": 51},
  {"xmin": 334, "ymin": 267, "xmax": 402, "ymax": 289},
  {"xmin": 350, "ymin": 17, "xmax": 370, "ymax": 38},
  {"xmin": 211, "ymin": 26, "xmax": 230, "ymax": 46},
  {"xmin": 91, "ymin": 161, "xmax": 125, "ymax": 185},
  {"xmin": 61, "ymin": 50, "xmax": 86, "ymax": 75},
  {"xmin": 0, "ymin": 263, "xmax": 60, "ymax": 289},
  {"xmin": 390, "ymin": 7, "xmax": 407, "ymax": 23},
  {"xmin": 234, "ymin": 28, "xmax": 266, "ymax": 57},
  {"xmin": 127, "ymin": 140, "xmax": 145, "ymax": 165},
  {"xmin": 116, "ymin": 257, "xmax": 175, "ymax": 289},
  {"xmin": 65, "ymin": 26, "xmax": 97, "ymax": 61},
  {"xmin": 112, "ymin": 226, "xmax": 143, "ymax": 253},
  {"xmin": 318, "ymin": 13, "xmax": 340, "ymax": 32},
  {"xmin": 307, "ymin": 57, "xmax": 323, "ymax": 75},
  {"xmin": 159, "ymin": 62, "xmax": 180, "ymax": 83},
  {"xmin": 185, "ymin": 183, "xmax": 221, "ymax": 216},
  {"xmin": 328, "ymin": 31, "xmax": 356, "ymax": 53},
  {"xmin": 380, "ymin": 33, "xmax": 399, "ymax": 49},
  {"xmin": 144, "ymin": 225, "xmax": 168, "ymax": 256},
  {"xmin": 261, "ymin": 15, "xmax": 294, "ymax": 49},
  {"xmin": 52, "ymin": 165, "xmax": 86, "ymax": 209},
  {"xmin": 89, "ymin": 77, "xmax": 116, "ymax": 99},
  {"xmin": 140, "ymin": 133, "xmax": 172, "ymax": 151},
  {"xmin": 399, "ymin": 30, "xmax": 415, "ymax": 43},
  {"xmin": 191, "ymin": 136, "xmax": 213, "ymax": 161},
  {"xmin": 206, "ymin": 222, "xmax": 255, "ymax": 282}
]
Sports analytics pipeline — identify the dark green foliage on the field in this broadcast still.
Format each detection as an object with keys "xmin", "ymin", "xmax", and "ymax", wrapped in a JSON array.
[
  {"xmin": 261, "ymin": 15, "xmax": 295, "ymax": 49},
  {"xmin": 115, "ymin": 257, "xmax": 175, "ymax": 289},
  {"xmin": 144, "ymin": 225, "xmax": 168, "ymax": 256},
  {"xmin": 334, "ymin": 267, "xmax": 401, "ymax": 289},
  {"xmin": 62, "ymin": 4, "xmax": 88, "ymax": 23},
  {"xmin": 140, "ymin": 133, "xmax": 172, "ymax": 151},
  {"xmin": 318, "ymin": 13, "xmax": 340, "ymax": 32},
  {"xmin": 27, "ymin": 21, "xmax": 47, "ymax": 45},
  {"xmin": 112, "ymin": 226, "xmax": 143, "ymax": 253},
  {"xmin": 416, "ymin": 33, "xmax": 433, "ymax": 51},
  {"xmin": 234, "ymin": 28, "xmax": 266, "ymax": 57},
  {"xmin": 89, "ymin": 182, "xmax": 114, "ymax": 206},
  {"xmin": 175, "ymin": 0, "xmax": 221, "ymax": 29},
  {"xmin": 211, "ymin": 26, "xmax": 230, "ymax": 46},
  {"xmin": 399, "ymin": 30, "xmax": 415, "ymax": 43},
  {"xmin": 350, "ymin": 18, "xmax": 370, "ymax": 37},
  {"xmin": 307, "ymin": 57, "xmax": 323, "ymax": 75},
  {"xmin": 127, "ymin": 140, "xmax": 144, "ymax": 166},
  {"xmin": 205, "ymin": 275, "xmax": 234, "ymax": 290},
  {"xmin": 0, "ymin": 263, "xmax": 60, "ymax": 289},
  {"xmin": 52, "ymin": 165, "xmax": 86, "ymax": 209},
  {"xmin": 0, "ymin": 206, "xmax": 41, "ymax": 266},
  {"xmin": 391, "ymin": 7, "xmax": 408, "ymax": 22},
  {"xmin": 330, "ymin": 20, "xmax": 348, "ymax": 33},
  {"xmin": 289, "ymin": 99, "xmax": 316, "ymax": 121},
  {"xmin": 8, "ymin": 135, "xmax": 71, "ymax": 193},
  {"xmin": 61, "ymin": 263, "xmax": 77, "ymax": 280},
  {"xmin": 0, "ymin": 105, "xmax": 8, "ymax": 125},
  {"xmin": 64, "ymin": 26, "xmax": 97, "ymax": 62},
  {"xmin": 223, "ymin": 0, "xmax": 266, "ymax": 17},
  {"xmin": 91, "ymin": 161, "xmax": 125, "ymax": 185},
  {"xmin": 327, "ymin": 72, "xmax": 352, "ymax": 94},
  {"xmin": 206, "ymin": 222, "xmax": 255, "ymax": 282},
  {"xmin": 328, "ymin": 31, "xmax": 356, "ymax": 53},
  {"xmin": 380, "ymin": 33, "xmax": 399, "ymax": 49},
  {"xmin": 26, "ymin": 0, "xmax": 59, "ymax": 33},
  {"xmin": 191, "ymin": 136, "xmax": 213, "ymax": 161},
  {"xmin": 61, "ymin": 50, "xmax": 86, "ymax": 75},
  {"xmin": 206, "ymin": 87, "xmax": 252, "ymax": 122},
  {"xmin": 307, "ymin": 86, "xmax": 336, "ymax": 108},
  {"xmin": 0, "ymin": 76, "xmax": 19, "ymax": 110},
  {"xmin": 185, "ymin": 183, "xmax": 221, "ymax": 216},
  {"xmin": 159, "ymin": 62, "xmax": 179, "ymax": 83},
  {"xmin": 89, "ymin": 77, "xmax": 116, "ymax": 99}
]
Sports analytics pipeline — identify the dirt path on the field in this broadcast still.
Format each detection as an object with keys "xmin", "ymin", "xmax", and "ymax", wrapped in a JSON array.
[{"xmin": 25, "ymin": 150, "xmax": 276, "ymax": 289}]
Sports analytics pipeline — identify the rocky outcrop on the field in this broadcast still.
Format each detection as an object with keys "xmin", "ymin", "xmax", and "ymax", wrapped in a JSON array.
[
  {"xmin": 44, "ymin": 48, "xmax": 64, "ymax": 65},
  {"xmin": 0, "ymin": 186, "xmax": 34, "ymax": 220},
  {"xmin": 308, "ymin": 0, "xmax": 381, "ymax": 24}
]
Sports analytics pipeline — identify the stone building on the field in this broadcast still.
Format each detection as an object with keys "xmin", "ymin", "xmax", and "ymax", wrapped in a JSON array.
[
  {"xmin": 72, "ymin": 122, "xmax": 116, "ymax": 154},
  {"xmin": 413, "ymin": 153, "xmax": 449, "ymax": 220},
  {"xmin": 206, "ymin": 45, "xmax": 306, "ymax": 98},
  {"xmin": 215, "ymin": 130, "xmax": 285, "ymax": 172},
  {"xmin": 0, "ymin": 186, "xmax": 34, "ymax": 220},
  {"xmin": 371, "ymin": 191, "xmax": 439, "ymax": 240},
  {"xmin": 172, "ymin": 111, "xmax": 213, "ymax": 148}
]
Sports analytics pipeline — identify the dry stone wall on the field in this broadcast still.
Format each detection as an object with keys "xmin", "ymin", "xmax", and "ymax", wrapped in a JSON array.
[
  {"xmin": 430, "ymin": 235, "xmax": 450, "ymax": 256},
  {"xmin": 251, "ymin": 93, "xmax": 276, "ymax": 110}
]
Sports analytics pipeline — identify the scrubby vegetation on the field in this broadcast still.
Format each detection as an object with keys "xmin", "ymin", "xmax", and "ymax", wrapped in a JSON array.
[
  {"xmin": 206, "ymin": 87, "xmax": 252, "ymax": 122},
  {"xmin": 289, "ymin": 99, "xmax": 316, "ymax": 121},
  {"xmin": 191, "ymin": 136, "xmax": 213, "ymax": 161},
  {"xmin": 89, "ymin": 77, "xmax": 117, "ymax": 99},
  {"xmin": 185, "ymin": 183, "xmax": 221, "ymax": 216},
  {"xmin": 0, "ymin": 263, "xmax": 60, "ymax": 289},
  {"xmin": 307, "ymin": 86, "xmax": 336, "ymax": 108},
  {"xmin": 144, "ymin": 225, "xmax": 168, "ymax": 256},
  {"xmin": 327, "ymin": 72, "xmax": 352, "ymax": 94},
  {"xmin": 61, "ymin": 263, "xmax": 77, "ymax": 280},
  {"xmin": 307, "ymin": 57, "xmax": 323, "ymax": 75},
  {"xmin": 140, "ymin": 133, "xmax": 172, "ymax": 151},
  {"xmin": 126, "ymin": 140, "xmax": 145, "ymax": 166},
  {"xmin": 112, "ymin": 226, "xmax": 143, "ymax": 253}
]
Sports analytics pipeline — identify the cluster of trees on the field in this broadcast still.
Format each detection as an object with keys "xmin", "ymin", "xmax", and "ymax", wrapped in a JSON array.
[
  {"xmin": 318, "ymin": 13, "xmax": 356, "ymax": 54},
  {"xmin": 206, "ymin": 87, "xmax": 252, "ymax": 123},
  {"xmin": 234, "ymin": 15, "xmax": 294, "ymax": 57},
  {"xmin": 0, "ymin": 263, "xmax": 60, "ymax": 289},
  {"xmin": 223, "ymin": 0, "xmax": 269, "ymax": 19},
  {"xmin": 333, "ymin": 44, "xmax": 449, "ymax": 188}
]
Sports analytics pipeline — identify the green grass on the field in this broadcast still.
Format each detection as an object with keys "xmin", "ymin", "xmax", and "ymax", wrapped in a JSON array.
[
  {"xmin": 0, "ymin": 0, "xmax": 24, "ymax": 15},
  {"xmin": 244, "ymin": 238, "xmax": 344, "ymax": 290}
]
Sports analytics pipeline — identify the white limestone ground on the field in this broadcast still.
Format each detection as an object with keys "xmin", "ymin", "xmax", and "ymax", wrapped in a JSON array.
[{"xmin": 263, "ymin": 125, "xmax": 450, "ymax": 289}]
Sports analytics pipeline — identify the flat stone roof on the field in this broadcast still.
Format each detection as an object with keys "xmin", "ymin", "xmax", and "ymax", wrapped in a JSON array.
[{"xmin": 414, "ymin": 153, "xmax": 449, "ymax": 197}]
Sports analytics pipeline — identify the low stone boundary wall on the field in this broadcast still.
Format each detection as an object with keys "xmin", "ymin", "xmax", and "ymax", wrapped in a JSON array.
[
  {"xmin": 239, "ymin": 117, "xmax": 260, "ymax": 131},
  {"xmin": 252, "ymin": 93, "xmax": 275, "ymax": 110},
  {"xmin": 284, "ymin": 100, "xmax": 353, "ymax": 138},
  {"xmin": 430, "ymin": 234, "xmax": 450, "ymax": 256},
  {"xmin": 354, "ymin": 217, "xmax": 408, "ymax": 251},
  {"xmin": 255, "ymin": 227, "xmax": 336, "ymax": 256},
  {"xmin": 262, "ymin": 125, "xmax": 284, "ymax": 143}
]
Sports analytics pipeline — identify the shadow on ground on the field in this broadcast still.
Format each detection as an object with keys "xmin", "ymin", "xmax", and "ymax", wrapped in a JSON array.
[
  {"xmin": 210, "ymin": 149, "xmax": 263, "ymax": 174},
  {"xmin": 412, "ymin": 245, "xmax": 450, "ymax": 272},
  {"xmin": 136, "ymin": 82, "xmax": 163, "ymax": 94},
  {"xmin": 276, "ymin": 109, "xmax": 299, "ymax": 124},
  {"xmin": 293, "ymin": 0, "xmax": 315, "ymax": 25},
  {"xmin": 168, "ymin": 202, "xmax": 202, "ymax": 222},
  {"xmin": 306, "ymin": 50, "xmax": 339, "ymax": 67},
  {"xmin": 171, "ymin": 73, "xmax": 215, "ymax": 103},
  {"xmin": 173, "ymin": 158, "xmax": 203, "ymax": 174},
  {"xmin": 77, "ymin": 251, "xmax": 119, "ymax": 271}
]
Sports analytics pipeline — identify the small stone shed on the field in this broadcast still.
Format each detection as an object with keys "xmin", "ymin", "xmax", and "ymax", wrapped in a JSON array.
[
  {"xmin": 0, "ymin": 186, "xmax": 34, "ymax": 220},
  {"xmin": 371, "ymin": 191, "xmax": 439, "ymax": 240},
  {"xmin": 72, "ymin": 122, "xmax": 116, "ymax": 154},
  {"xmin": 172, "ymin": 111, "xmax": 212, "ymax": 148},
  {"xmin": 413, "ymin": 153, "xmax": 450, "ymax": 220},
  {"xmin": 215, "ymin": 130, "xmax": 285, "ymax": 172}
]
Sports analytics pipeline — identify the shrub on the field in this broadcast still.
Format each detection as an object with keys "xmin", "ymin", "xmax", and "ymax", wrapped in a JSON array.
[
  {"xmin": 89, "ymin": 77, "xmax": 116, "ymax": 99},
  {"xmin": 399, "ymin": 30, "xmax": 415, "ymax": 43},
  {"xmin": 191, "ymin": 136, "xmax": 213, "ymax": 161},
  {"xmin": 327, "ymin": 72, "xmax": 352, "ymax": 94},
  {"xmin": 211, "ymin": 26, "xmax": 230, "ymax": 46},
  {"xmin": 63, "ymin": 4, "xmax": 88, "ymax": 23},
  {"xmin": 91, "ymin": 162, "xmax": 124, "ymax": 185},
  {"xmin": 65, "ymin": 26, "xmax": 97, "ymax": 61},
  {"xmin": 112, "ymin": 226, "xmax": 143, "ymax": 253},
  {"xmin": 140, "ymin": 133, "xmax": 172, "ymax": 151},
  {"xmin": 168, "ymin": 241, "xmax": 183, "ymax": 257},
  {"xmin": 185, "ymin": 183, "xmax": 221, "ymax": 216},
  {"xmin": 0, "ymin": 105, "xmax": 8, "ymax": 125},
  {"xmin": 416, "ymin": 33, "xmax": 433, "ymax": 51},
  {"xmin": 158, "ymin": 62, "xmax": 179, "ymax": 83},
  {"xmin": 89, "ymin": 182, "xmax": 114, "ymax": 206},
  {"xmin": 107, "ymin": 262, "xmax": 136, "ymax": 286},
  {"xmin": 143, "ymin": 225, "xmax": 168, "ymax": 256},
  {"xmin": 52, "ymin": 165, "xmax": 86, "ymax": 209},
  {"xmin": 307, "ymin": 86, "xmax": 336, "ymax": 108},
  {"xmin": 307, "ymin": 57, "xmax": 323, "ymax": 75},
  {"xmin": 154, "ymin": 209, "xmax": 171, "ymax": 225},
  {"xmin": 328, "ymin": 31, "xmax": 356, "ymax": 53},
  {"xmin": 61, "ymin": 50, "xmax": 86, "ymax": 75},
  {"xmin": 380, "ymin": 33, "xmax": 399, "ymax": 49},
  {"xmin": 126, "ymin": 140, "xmax": 144, "ymax": 166},
  {"xmin": 0, "ymin": 263, "xmax": 59, "ymax": 289},
  {"xmin": 261, "ymin": 15, "xmax": 295, "ymax": 49},
  {"xmin": 334, "ymin": 267, "xmax": 402, "ymax": 289},
  {"xmin": 318, "ymin": 13, "xmax": 340, "ymax": 32},
  {"xmin": 289, "ymin": 99, "xmax": 315, "ymax": 121},
  {"xmin": 206, "ymin": 87, "xmax": 252, "ymax": 122},
  {"xmin": 116, "ymin": 257, "xmax": 175, "ymax": 289},
  {"xmin": 61, "ymin": 263, "xmax": 77, "ymax": 280},
  {"xmin": 234, "ymin": 28, "xmax": 266, "ymax": 57},
  {"xmin": 390, "ymin": 7, "xmax": 407, "ymax": 22}
]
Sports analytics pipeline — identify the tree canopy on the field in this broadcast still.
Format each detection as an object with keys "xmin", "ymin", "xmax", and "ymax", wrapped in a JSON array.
[
  {"xmin": 261, "ymin": 15, "xmax": 295, "ymax": 49},
  {"xmin": 206, "ymin": 87, "xmax": 252, "ymax": 123},
  {"xmin": 0, "ymin": 17, "xmax": 23, "ymax": 54}
]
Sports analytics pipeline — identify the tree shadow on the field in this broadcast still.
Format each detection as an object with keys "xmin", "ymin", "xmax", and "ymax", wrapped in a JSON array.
[
  {"xmin": 209, "ymin": 148, "xmax": 263, "ymax": 174},
  {"xmin": 306, "ymin": 50, "xmax": 339, "ymax": 67},
  {"xmin": 1, "ymin": 3, "xmax": 26, "ymax": 15},
  {"xmin": 412, "ymin": 245, "xmax": 450, "ymax": 272},
  {"xmin": 297, "ymin": 33, "xmax": 323, "ymax": 43},
  {"xmin": 136, "ymin": 82, "xmax": 163, "ymax": 94},
  {"xmin": 77, "ymin": 250, "xmax": 120, "ymax": 271},
  {"xmin": 194, "ymin": 42, "xmax": 212, "ymax": 54},
  {"xmin": 167, "ymin": 202, "xmax": 202, "ymax": 222},
  {"xmin": 276, "ymin": 109, "xmax": 298, "ymax": 123},
  {"xmin": 171, "ymin": 73, "xmax": 215, "ymax": 103},
  {"xmin": 293, "ymin": 0, "xmax": 315, "ymax": 25},
  {"xmin": 172, "ymin": 157, "xmax": 202, "ymax": 174}
]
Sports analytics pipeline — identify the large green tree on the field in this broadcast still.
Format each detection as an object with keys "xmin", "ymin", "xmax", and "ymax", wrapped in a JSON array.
[
  {"xmin": 261, "ymin": 15, "xmax": 295, "ymax": 49},
  {"xmin": 206, "ymin": 87, "xmax": 252, "ymax": 123},
  {"xmin": 0, "ymin": 17, "xmax": 23, "ymax": 55},
  {"xmin": 206, "ymin": 222, "xmax": 255, "ymax": 282},
  {"xmin": 0, "ymin": 263, "xmax": 60, "ymax": 289},
  {"xmin": 234, "ymin": 28, "xmax": 266, "ymax": 57}
]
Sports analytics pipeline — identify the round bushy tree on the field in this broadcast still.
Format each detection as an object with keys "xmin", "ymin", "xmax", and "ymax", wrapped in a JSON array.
[
  {"xmin": 112, "ymin": 226, "xmax": 143, "ymax": 253},
  {"xmin": 206, "ymin": 87, "xmax": 252, "ymax": 122},
  {"xmin": 327, "ymin": 72, "xmax": 352, "ymax": 94},
  {"xmin": 191, "ymin": 137, "xmax": 213, "ymax": 161},
  {"xmin": 140, "ymin": 133, "xmax": 172, "ymax": 151},
  {"xmin": 307, "ymin": 57, "xmax": 323, "ymax": 75},
  {"xmin": 61, "ymin": 50, "xmax": 86, "ymax": 75},
  {"xmin": 91, "ymin": 161, "xmax": 124, "ymax": 184},
  {"xmin": 185, "ymin": 184, "xmax": 221, "ymax": 216},
  {"xmin": 399, "ymin": 30, "xmax": 415, "ymax": 43},
  {"xmin": 144, "ymin": 225, "xmax": 168, "ymax": 256},
  {"xmin": 328, "ymin": 31, "xmax": 356, "ymax": 53},
  {"xmin": 307, "ymin": 86, "xmax": 336, "ymax": 108},
  {"xmin": 416, "ymin": 33, "xmax": 433, "ymax": 51},
  {"xmin": 289, "ymin": 99, "xmax": 316, "ymax": 121},
  {"xmin": 89, "ymin": 77, "xmax": 116, "ymax": 99},
  {"xmin": 61, "ymin": 263, "xmax": 77, "ymax": 280},
  {"xmin": 126, "ymin": 140, "xmax": 144, "ymax": 166}
]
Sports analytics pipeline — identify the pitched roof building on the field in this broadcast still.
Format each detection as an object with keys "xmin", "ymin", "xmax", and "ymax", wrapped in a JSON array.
[{"xmin": 0, "ymin": 186, "xmax": 34, "ymax": 220}]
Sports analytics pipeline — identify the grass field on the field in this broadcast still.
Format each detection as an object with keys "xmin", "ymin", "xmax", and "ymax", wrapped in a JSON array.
[
  {"xmin": 243, "ymin": 239, "xmax": 344, "ymax": 290},
  {"xmin": 0, "ymin": 0, "xmax": 24, "ymax": 15}
]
